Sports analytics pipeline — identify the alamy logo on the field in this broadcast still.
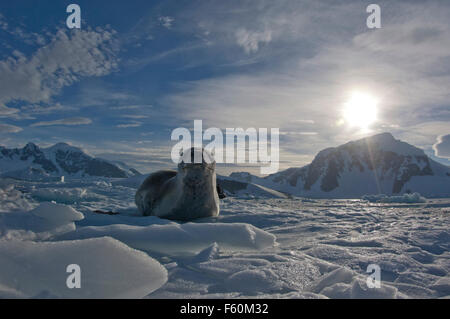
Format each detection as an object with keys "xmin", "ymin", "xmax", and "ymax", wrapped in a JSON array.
[
  {"xmin": 66, "ymin": 4, "xmax": 81, "ymax": 29},
  {"xmin": 171, "ymin": 120, "xmax": 279, "ymax": 174},
  {"xmin": 66, "ymin": 264, "xmax": 81, "ymax": 289},
  {"xmin": 366, "ymin": 264, "xmax": 381, "ymax": 288},
  {"xmin": 366, "ymin": 4, "xmax": 381, "ymax": 29}
]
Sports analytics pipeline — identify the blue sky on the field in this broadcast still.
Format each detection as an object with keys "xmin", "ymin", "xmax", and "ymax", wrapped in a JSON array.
[{"xmin": 0, "ymin": 0, "xmax": 449, "ymax": 174}]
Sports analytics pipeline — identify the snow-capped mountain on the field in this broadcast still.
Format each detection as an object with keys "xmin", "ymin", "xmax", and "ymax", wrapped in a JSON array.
[
  {"xmin": 0, "ymin": 142, "xmax": 141, "ymax": 180},
  {"xmin": 230, "ymin": 133, "xmax": 450, "ymax": 198}
]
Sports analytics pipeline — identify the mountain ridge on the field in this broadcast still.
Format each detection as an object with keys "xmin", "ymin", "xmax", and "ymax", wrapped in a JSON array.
[
  {"xmin": 2, "ymin": 133, "xmax": 449, "ymax": 197},
  {"xmin": 0, "ymin": 142, "xmax": 141, "ymax": 180},
  {"xmin": 230, "ymin": 132, "xmax": 450, "ymax": 198}
]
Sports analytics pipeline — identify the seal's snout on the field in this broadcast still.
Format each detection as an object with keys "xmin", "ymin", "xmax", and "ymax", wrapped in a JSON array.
[{"xmin": 183, "ymin": 166, "xmax": 207, "ymax": 185}]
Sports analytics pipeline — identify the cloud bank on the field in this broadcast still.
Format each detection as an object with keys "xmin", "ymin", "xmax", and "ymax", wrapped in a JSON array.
[{"xmin": 0, "ymin": 28, "xmax": 118, "ymax": 114}]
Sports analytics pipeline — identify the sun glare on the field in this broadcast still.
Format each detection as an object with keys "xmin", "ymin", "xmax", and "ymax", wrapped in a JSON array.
[{"xmin": 342, "ymin": 92, "xmax": 378, "ymax": 130}]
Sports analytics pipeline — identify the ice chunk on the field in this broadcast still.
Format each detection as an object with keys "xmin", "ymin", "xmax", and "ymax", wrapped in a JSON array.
[
  {"xmin": 222, "ymin": 269, "xmax": 282, "ymax": 295},
  {"xmin": 0, "ymin": 182, "xmax": 33, "ymax": 213},
  {"xmin": 191, "ymin": 242, "xmax": 220, "ymax": 263},
  {"xmin": 32, "ymin": 188, "xmax": 94, "ymax": 204},
  {"xmin": 186, "ymin": 254, "xmax": 321, "ymax": 296},
  {"xmin": 0, "ymin": 202, "xmax": 85, "ymax": 238},
  {"xmin": 393, "ymin": 282, "xmax": 437, "ymax": 299},
  {"xmin": 362, "ymin": 192, "xmax": 426, "ymax": 203},
  {"xmin": 58, "ymin": 222, "xmax": 276, "ymax": 256},
  {"xmin": 350, "ymin": 278, "xmax": 399, "ymax": 299},
  {"xmin": 320, "ymin": 283, "xmax": 352, "ymax": 298},
  {"xmin": 0, "ymin": 237, "xmax": 167, "ymax": 298},
  {"xmin": 431, "ymin": 277, "xmax": 450, "ymax": 295},
  {"xmin": 31, "ymin": 202, "xmax": 84, "ymax": 224},
  {"xmin": 318, "ymin": 277, "xmax": 400, "ymax": 299},
  {"xmin": 308, "ymin": 267, "xmax": 354, "ymax": 293},
  {"xmin": 193, "ymin": 258, "xmax": 272, "ymax": 278}
]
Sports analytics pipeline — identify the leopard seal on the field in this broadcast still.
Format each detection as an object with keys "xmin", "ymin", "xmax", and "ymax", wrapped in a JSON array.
[{"xmin": 135, "ymin": 148, "xmax": 220, "ymax": 220}]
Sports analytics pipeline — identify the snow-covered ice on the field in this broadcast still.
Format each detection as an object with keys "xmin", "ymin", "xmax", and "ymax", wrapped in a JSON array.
[
  {"xmin": 0, "ymin": 178, "xmax": 449, "ymax": 298},
  {"xmin": 0, "ymin": 201, "xmax": 84, "ymax": 240},
  {"xmin": 0, "ymin": 180, "xmax": 33, "ymax": 213},
  {"xmin": 31, "ymin": 187, "xmax": 94, "ymax": 204},
  {"xmin": 0, "ymin": 237, "xmax": 167, "ymax": 298},
  {"xmin": 58, "ymin": 222, "xmax": 276, "ymax": 256},
  {"xmin": 362, "ymin": 193, "xmax": 427, "ymax": 204},
  {"xmin": 31, "ymin": 202, "xmax": 84, "ymax": 225}
]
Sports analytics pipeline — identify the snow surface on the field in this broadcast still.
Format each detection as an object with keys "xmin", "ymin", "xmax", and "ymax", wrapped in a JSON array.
[
  {"xmin": 0, "ymin": 178, "xmax": 449, "ymax": 299},
  {"xmin": 0, "ymin": 238, "xmax": 167, "ymax": 298},
  {"xmin": 58, "ymin": 222, "xmax": 276, "ymax": 256},
  {"xmin": 0, "ymin": 180, "xmax": 33, "ymax": 213},
  {"xmin": 362, "ymin": 193, "xmax": 427, "ymax": 203},
  {"xmin": 31, "ymin": 187, "xmax": 89, "ymax": 204},
  {"xmin": 226, "ymin": 180, "xmax": 288, "ymax": 199}
]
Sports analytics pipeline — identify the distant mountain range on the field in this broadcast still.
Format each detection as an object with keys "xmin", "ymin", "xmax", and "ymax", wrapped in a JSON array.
[
  {"xmin": 2, "ymin": 133, "xmax": 449, "ymax": 198},
  {"xmin": 230, "ymin": 133, "xmax": 450, "ymax": 198},
  {"xmin": 0, "ymin": 142, "xmax": 141, "ymax": 180}
]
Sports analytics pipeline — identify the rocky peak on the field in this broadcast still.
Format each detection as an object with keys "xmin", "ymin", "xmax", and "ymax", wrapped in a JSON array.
[
  {"xmin": 0, "ymin": 142, "xmax": 139, "ymax": 179},
  {"xmin": 23, "ymin": 142, "xmax": 39, "ymax": 153},
  {"xmin": 263, "ymin": 132, "xmax": 448, "ymax": 197},
  {"xmin": 46, "ymin": 142, "xmax": 83, "ymax": 154}
]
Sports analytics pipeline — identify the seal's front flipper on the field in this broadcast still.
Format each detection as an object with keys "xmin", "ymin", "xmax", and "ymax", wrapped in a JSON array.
[{"xmin": 216, "ymin": 184, "xmax": 226, "ymax": 199}]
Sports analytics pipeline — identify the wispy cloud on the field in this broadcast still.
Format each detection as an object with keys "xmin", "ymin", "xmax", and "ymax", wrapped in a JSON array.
[
  {"xmin": 111, "ymin": 105, "xmax": 151, "ymax": 110},
  {"xmin": 74, "ymin": 86, "xmax": 134, "ymax": 108},
  {"xmin": 0, "ymin": 105, "xmax": 19, "ymax": 117},
  {"xmin": 159, "ymin": 16, "xmax": 174, "ymax": 29},
  {"xmin": 92, "ymin": 142, "xmax": 174, "ymax": 173},
  {"xmin": 116, "ymin": 121, "xmax": 142, "ymax": 128},
  {"xmin": 235, "ymin": 28, "xmax": 272, "ymax": 54},
  {"xmin": 0, "ymin": 12, "xmax": 46, "ymax": 45},
  {"xmin": 121, "ymin": 115, "xmax": 149, "ymax": 119},
  {"xmin": 21, "ymin": 103, "xmax": 75, "ymax": 115},
  {"xmin": 0, "ymin": 13, "xmax": 8, "ymax": 31},
  {"xmin": 30, "ymin": 117, "xmax": 92, "ymax": 127},
  {"xmin": 0, "ymin": 123, "xmax": 22, "ymax": 133}
]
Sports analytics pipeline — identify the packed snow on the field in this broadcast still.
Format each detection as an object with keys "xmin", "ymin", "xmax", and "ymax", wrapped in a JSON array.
[
  {"xmin": 0, "ymin": 178, "xmax": 449, "ymax": 299},
  {"xmin": 362, "ymin": 193, "xmax": 427, "ymax": 204}
]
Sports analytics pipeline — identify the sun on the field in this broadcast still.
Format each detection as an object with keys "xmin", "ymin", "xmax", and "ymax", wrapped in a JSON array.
[{"xmin": 342, "ymin": 92, "xmax": 378, "ymax": 130}]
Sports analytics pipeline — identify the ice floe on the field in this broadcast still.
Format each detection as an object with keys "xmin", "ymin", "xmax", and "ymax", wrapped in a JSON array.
[
  {"xmin": 58, "ymin": 222, "xmax": 276, "ymax": 256},
  {"xmin": 0, "ymin": 237, "xmax": 167, "ymax": 298}
]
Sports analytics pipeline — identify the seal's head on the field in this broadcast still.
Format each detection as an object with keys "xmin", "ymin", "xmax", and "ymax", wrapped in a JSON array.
[{"xmin": 178, "ymin": 147, "xmax": 216, "ymax": 187}]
